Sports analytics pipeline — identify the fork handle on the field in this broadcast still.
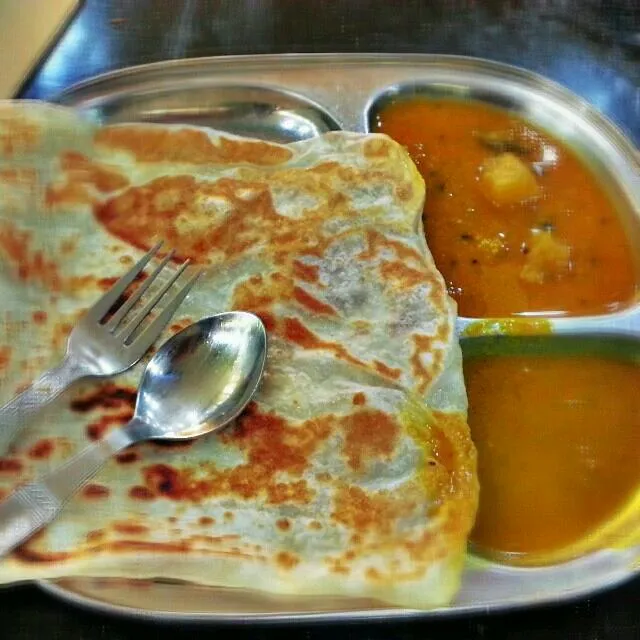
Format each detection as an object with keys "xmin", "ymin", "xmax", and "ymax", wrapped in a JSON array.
[
  {"xmin": 0, "ymin": 426, "xmax": 135, "ymax": 557},
  {"xmin": 0, "ymin": 357, "xmax": 89, "ymax": 454}
]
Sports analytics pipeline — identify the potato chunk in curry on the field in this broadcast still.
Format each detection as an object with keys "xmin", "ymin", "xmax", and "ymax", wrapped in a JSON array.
[
  {"xmin": 520, "ymin": 231, "xmax": 572, "ymax": 284},
  {"xmin": 480, "ymin": 152, "xmax": 540, "ymax": 206}
]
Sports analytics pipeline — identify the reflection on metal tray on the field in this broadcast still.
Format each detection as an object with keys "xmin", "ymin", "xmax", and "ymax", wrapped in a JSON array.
[{"xmin": 45, "ymin": 53, "xmax": 640, "ymax": 623}]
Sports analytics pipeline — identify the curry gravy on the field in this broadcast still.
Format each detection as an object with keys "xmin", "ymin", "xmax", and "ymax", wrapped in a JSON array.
[
  {"xmin": 373, "ymin": 99, "xmax": 637, "ymax": 317},
  {"xmin": 464, "ymin": 355, "xmax": 640, "ymax": 564}
]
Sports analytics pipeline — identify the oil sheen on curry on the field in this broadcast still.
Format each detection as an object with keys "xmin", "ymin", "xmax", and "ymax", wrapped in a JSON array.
[
  {"xmin": 465, "ymin": 354, "xmax": 640, "ymax": 564},
  {"xmin": 373, "ymin": 98, "xmax": 638, "ymax": 317}
]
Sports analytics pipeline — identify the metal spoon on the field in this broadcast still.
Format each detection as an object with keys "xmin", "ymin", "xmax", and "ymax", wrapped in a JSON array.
[{"xmin": 0, "ymin": 311, "xmax": 267, "ymax": 557}]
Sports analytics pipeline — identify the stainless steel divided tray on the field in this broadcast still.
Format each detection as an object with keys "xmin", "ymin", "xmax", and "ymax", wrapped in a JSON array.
[{"xmin": 35, "ymin": 53, "xmax": 640, "ymax": 623}]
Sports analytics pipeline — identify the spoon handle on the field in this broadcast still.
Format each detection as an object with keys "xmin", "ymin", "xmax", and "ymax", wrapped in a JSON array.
[{"xmin": 0, "ymin": 425, "xmax": 136, "ymax": 557}]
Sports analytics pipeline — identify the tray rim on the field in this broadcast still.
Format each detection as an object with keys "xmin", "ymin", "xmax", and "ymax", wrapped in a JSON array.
[
  {"xmin": 29, "ymin": 51, "xmax": 640, "ymax": 623},
  {"xmin": 54, "ymin": 52, "xmax": 638, "ymax": 150}
]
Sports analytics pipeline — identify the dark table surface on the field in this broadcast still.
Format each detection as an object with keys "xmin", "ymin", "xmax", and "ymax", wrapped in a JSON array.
[{"xmin": 9, "ymin": 0, "xmax": 640, "ymax": 637}]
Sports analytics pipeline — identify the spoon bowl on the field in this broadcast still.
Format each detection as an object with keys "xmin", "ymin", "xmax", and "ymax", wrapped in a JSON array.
[{"xmin": 137, "ymin": 311, "xmax": 267, "ymax": 439}]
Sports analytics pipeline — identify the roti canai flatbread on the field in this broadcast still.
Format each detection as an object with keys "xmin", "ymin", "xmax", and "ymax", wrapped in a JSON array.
[{"xmin": 0, "ymin": 101, "xmax": 477, "ymax": 609}]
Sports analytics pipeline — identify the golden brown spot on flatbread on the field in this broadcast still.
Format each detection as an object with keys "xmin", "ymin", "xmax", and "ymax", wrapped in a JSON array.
[
  {"xmin": 0, "ymin": 167, "xmax": 37, "ymax": 186},
  {"xmin": 380, "ymin": 260, "xmax": 426, "ymax": 289},
  {"xmin": 0, "ymin": 111, "xmax": 39, "ymax": 157},
  {"xmin": 267, "ymin": 480, "xmax": 312, "ymax": 505},
  {"xmin": 169, "ymin": 317, "xmax": 193, "ymax": 334},
  {"xmin": 60, "ymin": 151, "xmax": 129, "ymax": 193},
  {"xmin": 143, "ymin": 464, "xmax": 187, "ymax": 499},
  {"xmin": 282, "ymin": 318, "xmax": 366, "ymax": 368},
  {"xmin": 86, "ymin": 530, "xmax": 106, "ymax": 543},
  {"xmin": 343, "ymin": 410, "xmax": 399, "ymax": 472},
  {"xmin": 0, "ymin": 224, "xmax": 62, "ymax": 290},
  {"xmin": 331, "ymin": 485, "xmax": 416, "ymax": 536},
  {"xmin": 366, "ymin": 567, "xmax": 382, "ymax": 581},
  {"xmin": 86, "ymin": 411, "xmax": 134, "ymax": 441},
  {"xmin": 276, "ymin": 518, "xmax": 291, "ymax": 531},
  {"xmin": 199, "ymin": 516, "xmax": 215, "ymax": 526},
  {"xmin": 28, "ymin": 438, "xmax": 55, "ymax": 460},
  {"xmin": 292, "ymin": 260, "xmax": 320, "ymax": 283},
  {"xmin": 255, "ymin": 311, "xmax": 277, "ymax": 332},
  {"xmin": 360, "ymin": 229, "xmax": 422, "ymax": 265},
  {"xmin": 363, "ymin": 137, "xmax": 393, "ymax": 158},
  {"xmin": 113, "ymin": 522, "xmax": 149, "ymax": 535},
  {"xmin": 0, "ymin": 346, "xmax": 11, "ymax": 372},
  {"xmin": 32, "ymin": 311, "xmax": 47, "ymax": 325},
  {"xmin": 292, "ymin": 286, "xmax": 336, "ymax": 315},
  {"xmin": 128, "ymin": 486, "xmax": 155, "ymax": 501},
  {"xmin": 308, "ymin": 520, "xmax": 322, "ymax": 531},
  {"xmin": 116, "ymin": 451, "xmax": 139, "ymax": 464},
  {"xmin": 46, "ymin": 181, "xmax": 94, "ymax": 207},
  {"xmin": 82, "ymin": 484, "xmax": 110, "ymax": 499},
  {"xmin": 316, "ymin": 472, "xmax": 331, "ymax": 483},
  {"xmin": 410, "ymin": 333, "xmax": 448, "ymax": 393},
  {"xmin": 395, "ymin": 182, "xmax": 414, "ymax": 202},
  {"xmin": 329, "ymin": 562, "xmax": 350, "ymax": 575},
  {"xmin": 95, "ymin": 175, "xmax": 275, "ymax": 263},
  {"xmin": 352, "ymin": 392, "xmax": 366, "ymax": 406},
  {"xmin": 232, "ymin": 272, "xmax": 291, "ymax": 312},
  {"xmin": 373, "ymin": 360, "xmax": 402, "ymax": 380},
  {"xmin": 223, "ymin": 511, "xmax": 234, "ymax": 522},
  {"xmin": 71, "ymin": 384, "xmax": 137, "ymax": 413},
  {"xmin": 95, "ymin": 126, "xmax": 292, "ymax": 166},
  {"xmin": 276, "ymin": 551, "xmax": 300, "ymax": 570},
  {"xmin": 0, "ymin": 458, "xmax": 23, "ymax": 473}
]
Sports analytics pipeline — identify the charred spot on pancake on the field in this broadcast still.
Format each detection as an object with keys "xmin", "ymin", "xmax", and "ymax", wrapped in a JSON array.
[
  {"xmin": 71, "ymin": 384, "xmax": 137, "ymax": 413},
  {"xmin": 292, "ymin": 286, "xmax": 336, "ymax": 315},
  {"xmin": 276, "ymin": 518, "xmax": 291, "ymax": 532},
  {"xmin": 70, "ymin": 384, "xmax": 136, "ymax": 440},
  {"xmin": 113, "ymin": 521, "xmax": 149, "ymax": 536},
  {"xmin": 0, "ymin": 224, "xmax": 62, "ymax": 290},
  {"xmin": 144, "ymin": 464, "xmax": 182, "ymax": 498},
  {"xmin": 82, "ymin": 483, "xmax": 110, "ymax": 499},
  {"xmin": 343, "ymin": 410, "xmax": 399, "ymax": 472},
  {"xmin": 331, "ymin": 485, "xmax": 418, "ymax": 536},
  {"xmin": 0, "ymin": 458, "xmax": 23, "ymax": 473},
  {"xmin": 87, "ymin": 412, "xmax": 134, "ymax": 441},
  {"xmin": 379, "ymin": 259, "xmax": 426, "ymax": 289},
  {"xmin": 0, "ymin": 346, "xmax": 10, "ymax": 372},
  {"xmin": 116, "ymin": 450, "xmax": 139, "ymax": 464},
  {"xmin": 276, "ymin": 551, "xmax": 300, "ymax": 570},
  {"xmin": 266, "ymin": 480, "xmax": 312, "ymax": 505},
  {"xmin": 60, "ymin": 151, "xmax": 129, "ymax": 192},
  {"xmin": 28, "ymin": 438, "xmax": 55, "ymax": 460},
  {"xmin": 292, "ymin": 260, "xmax": 320, "ymax": 283},
  {"xmin": 128, "ymin": 486, "xmax": 155, "ymax": 501},
  {"xmin": 373, "ymin": 360, "xmax": 402, "ymax": 380},
  {"xmin": 32, "ymin": 311, "xmax": 47, "ymax": 325},
  {"xmin": 281, "ymin": 318, "xmax": 365, "ymax": 368}
]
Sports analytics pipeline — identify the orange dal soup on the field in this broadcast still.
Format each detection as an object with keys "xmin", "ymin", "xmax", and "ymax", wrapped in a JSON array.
[
  {"xmin": 465, "ymin": 355, "xmax": 640, "ymax": 563},
  {"xmin": 373, "ymin": 99, "xmax": 637, "ymax": 317}
]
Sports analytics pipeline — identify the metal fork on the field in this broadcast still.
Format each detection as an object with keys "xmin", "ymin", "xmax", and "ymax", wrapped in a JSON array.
[{"xmin": 0, "ymin": 242, "xmax": 201, "ymax": 454}]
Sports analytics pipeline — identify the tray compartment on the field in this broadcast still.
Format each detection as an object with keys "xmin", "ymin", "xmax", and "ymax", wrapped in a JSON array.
[{"xmin": 74, "ymin": 84, "xmax": 342, "ymax": 143}]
